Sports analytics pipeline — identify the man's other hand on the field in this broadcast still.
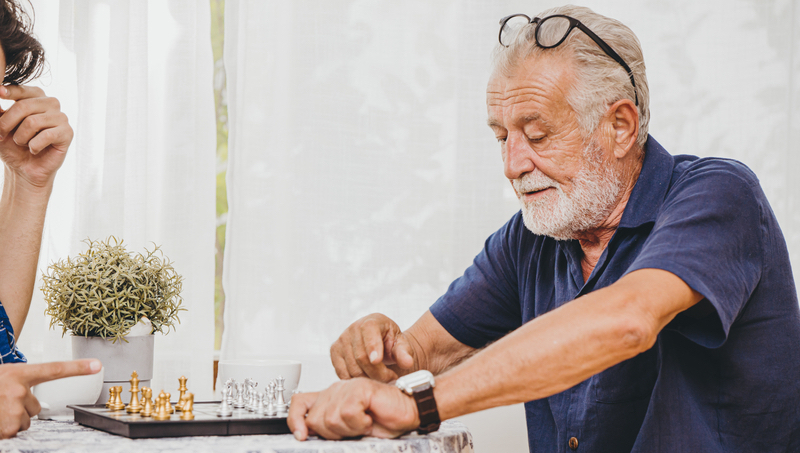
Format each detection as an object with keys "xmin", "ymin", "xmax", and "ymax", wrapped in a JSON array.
[
  {"xmin": 287, "ymin": 377, "xmax": 419, "ymax": 441},
  {"xmin": 0, "ymin": 85, "xmax": 73, "ymax": 189},
  {"xmin": 0, "ymin": 359, "xmax": 101, "ymax": 439},
  {"xmin": 330, "ymin": 313, "xmax": 416, "ymax": 382}
]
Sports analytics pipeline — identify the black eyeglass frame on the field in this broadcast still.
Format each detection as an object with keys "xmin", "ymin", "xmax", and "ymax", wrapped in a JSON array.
[{"xmin": 498, "ymin": 13, "xmax": 639, "ymax": 106}]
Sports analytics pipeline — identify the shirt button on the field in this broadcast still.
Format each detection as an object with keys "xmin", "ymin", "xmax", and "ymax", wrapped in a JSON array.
[{"xmin": 569, "ymin": 437, "xmax": 579, "ymax": 450}]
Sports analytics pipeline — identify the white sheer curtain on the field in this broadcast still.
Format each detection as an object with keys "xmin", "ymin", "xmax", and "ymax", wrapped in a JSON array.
[
  {"xmin": 220, "ymin": 0, "xmax": 515, "ymax": 383},
  {"xmin": 15, "ymin": 0, "xmax": 216, "ymax": 400},
  {"xmin": 221, "ymin": 0, "xmax": 798, "ymax": 450}
]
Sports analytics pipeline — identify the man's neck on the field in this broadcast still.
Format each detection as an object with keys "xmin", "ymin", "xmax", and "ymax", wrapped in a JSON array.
[{"xmin": 575, "ymin": 160, "xmax": 642, "ymax": 282}]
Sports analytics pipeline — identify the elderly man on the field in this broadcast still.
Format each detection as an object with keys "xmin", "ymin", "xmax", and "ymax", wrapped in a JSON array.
[
  {"xmin": 288, "ymin": 5, "xmax": 800, "ymax": 452},
  {"xmin": 0, "ymin": 0, "xmax": 101, "ymax": 439}
]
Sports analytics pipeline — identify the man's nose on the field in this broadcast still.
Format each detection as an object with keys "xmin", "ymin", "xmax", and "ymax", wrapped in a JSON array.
[{"xmin": 503, "ymin": 133, "xmax": 536, "ymax": 180}]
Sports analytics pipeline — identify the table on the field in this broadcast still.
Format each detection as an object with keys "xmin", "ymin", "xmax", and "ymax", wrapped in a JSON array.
[{"xmin": 0, "ymin": 419, "xmax": 473, "ymax": 453}]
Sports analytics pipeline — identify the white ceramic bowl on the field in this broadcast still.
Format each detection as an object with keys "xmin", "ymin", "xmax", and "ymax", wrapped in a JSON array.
[
  {"xmin": 217, "ymin": 359, "xmax": 301, "ymax": 401},
  {"xmin": 32, "ymin": 367, "xmax": 105, "ymax": 420}
]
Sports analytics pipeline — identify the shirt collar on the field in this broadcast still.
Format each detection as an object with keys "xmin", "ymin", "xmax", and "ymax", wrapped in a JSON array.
[{"xmin": 618, "ymin": 135, "xmax": 674, "ymax": 229}]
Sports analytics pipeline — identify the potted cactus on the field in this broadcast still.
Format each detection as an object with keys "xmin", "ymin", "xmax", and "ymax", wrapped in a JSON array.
[{"xmin": 41, "ymin": 237, "xmax": 184, "ymax": 402}]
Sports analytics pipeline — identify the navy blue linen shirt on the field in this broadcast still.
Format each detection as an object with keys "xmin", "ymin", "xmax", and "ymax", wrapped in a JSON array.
[{"xmin": 430, "ymin": 136, "xmax": 800, "ymax": 452}]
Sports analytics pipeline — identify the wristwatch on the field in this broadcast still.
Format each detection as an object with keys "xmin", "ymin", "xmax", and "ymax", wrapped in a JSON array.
[{"xmin": 395, "ymin": 370, "xmax": 441, "ymax": 434}]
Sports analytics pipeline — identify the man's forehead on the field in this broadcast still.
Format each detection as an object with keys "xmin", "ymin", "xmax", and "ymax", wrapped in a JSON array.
[{"xmin": 486, "ymin": 55, "xmax": 575, "ymax": 120}]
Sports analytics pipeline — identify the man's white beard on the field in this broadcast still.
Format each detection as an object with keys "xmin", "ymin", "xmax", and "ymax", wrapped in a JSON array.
[{"xmin": 513, "ymin": 140, "xmax": 624, "ymax": 240}]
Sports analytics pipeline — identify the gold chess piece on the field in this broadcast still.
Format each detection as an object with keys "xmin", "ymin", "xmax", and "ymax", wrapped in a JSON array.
[
  {"xmin": 165, "ymin": 392, "xmax": 174, "ymax": 414},
  {"xmin": 154, "ymin": 391, "xmax": 170, "ymax": 420},
  {"xmin": 127, "ymin": 371, "xmax": 142, "ymax": 414},
  {"xmin": 105, "ymin": 387, "xmax": 115, "ymax": 408},
  {"xmin": 140, "ymin": 387, "xmax": 154, "ymax": 417},
  {"xmin": 176, "ymin": 376, "xmax": 188, "ymax": 412},
  {"xmin": 179, "ymin": 393, "xmax": 195, "ymax": 420},
  {"xmin": 111, "ymin": 386, "xmax": 126, "ymax": 411}
]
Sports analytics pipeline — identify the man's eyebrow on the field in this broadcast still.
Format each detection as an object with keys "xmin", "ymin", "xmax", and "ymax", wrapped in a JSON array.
[
  {"xmin": 487, "ymin": 118, "xmax": 504, "ymax": 128},
  {"xmin": 487, "ymin": 114, "xmax": 547, "ymax": 128},
  {"xmin": 523, "ymin": 114, "xmax": 552, "ymax": 130}
]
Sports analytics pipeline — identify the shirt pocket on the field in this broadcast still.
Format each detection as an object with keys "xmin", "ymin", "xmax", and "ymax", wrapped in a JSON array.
[{"xmin": 594, "ymin": 347, "xmax": 658, "ymax": 403}]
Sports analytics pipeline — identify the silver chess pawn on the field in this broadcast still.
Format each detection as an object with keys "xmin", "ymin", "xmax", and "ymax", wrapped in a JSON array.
[
  {"xmin": 265, "ymin": 382, "xmax": 277, "ymax": 416},
  {"xmin": 216, "ymin": 395, "xmax": 233, "ymax": 417},
  {"xmin": 216, "ymin": 382, "xmax": 234, "ymax": 417},
  {"xmin": 256, "ymin": 392, "xmax": 266, "ymax": 416},
  {"xmin": 233, "ymin": 382, "xmax": 246, "ymax": 409}
]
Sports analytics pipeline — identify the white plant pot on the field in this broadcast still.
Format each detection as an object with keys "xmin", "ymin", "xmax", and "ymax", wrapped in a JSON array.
[{"xmin": 72, "ymin": 335, "xmax": 154, "ymax": 404}]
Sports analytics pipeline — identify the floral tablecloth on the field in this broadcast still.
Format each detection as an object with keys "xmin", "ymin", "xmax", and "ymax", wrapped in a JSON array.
[{"xmin": 0, "ymin": 419, "xmax": 473, "ymax": 453}]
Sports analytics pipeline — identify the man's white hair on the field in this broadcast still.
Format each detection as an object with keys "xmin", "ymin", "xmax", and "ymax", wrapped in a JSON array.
[{"xmin": 492, "ymin": 5, "xmax": 650, "ymax": 151}]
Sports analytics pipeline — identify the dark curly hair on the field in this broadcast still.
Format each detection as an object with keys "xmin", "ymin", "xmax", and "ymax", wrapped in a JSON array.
[{"xmin": 0, "ymin": 0, "xmax": 43, "ymax": 84}]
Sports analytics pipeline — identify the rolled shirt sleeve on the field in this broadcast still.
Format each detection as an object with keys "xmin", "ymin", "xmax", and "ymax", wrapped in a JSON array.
[
  {"xmin": 626, "ymin": 158, "xmax": 764, "ymax": 348},
  {"xmin": 430, "ymin": 214, "xmax": 525, "ymax": 349}
]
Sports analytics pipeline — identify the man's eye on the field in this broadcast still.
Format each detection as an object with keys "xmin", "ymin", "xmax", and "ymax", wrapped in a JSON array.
[
  {"xmin": 528, "ymin": 135, "xmax": 545, "ymax": 142},
  {"xmin": 497, "ymin": 136, "xmax": 507, "ymax": 143}
]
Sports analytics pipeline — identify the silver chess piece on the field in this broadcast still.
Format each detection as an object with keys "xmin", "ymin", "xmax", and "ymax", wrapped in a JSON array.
[
  {"xmin": 216, "ymin": 395, "xmax": 233, "ymax": 417},
  {"xmin": 266, "ymin": 382, "xmax": 277, "ymax": 416},
  {"xmin": 224, "ymin": 379, "xmax": 235, "ymax": 404},
  {"xmin": 244, "ymin": 380, "xmax": 252, "ymax": 411},
  {"xmin": 245, "ymin": 378, "xmax": 258, "ymax": 412},
  {"xmin": 275, "ymin": 375, "xmax": 288, "ymax": 413},
  {"xmin": 256, "ymin": 392, "xmax": 265, "ymax": 416},
  {"xmin": 233, "ymin": 382, "xmax": 246, "ymax": 409}
]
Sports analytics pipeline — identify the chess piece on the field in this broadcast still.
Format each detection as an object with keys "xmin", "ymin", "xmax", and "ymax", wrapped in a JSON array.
[
  {"xmin": 180, "ymin": 393, "xmax": 195, "ymax": 420},
  {"xmin": 216, "ymin": 395, "xmax": 233, "ymax": 417},
  {"xmin": 256, "ymin": 392, "xmax": 265, "ymax": 415},
  {"xmin": 224, "ymin": 379, "xmax": 235, "ymax": 405},
  {"xmin": 233, "ymin": 382, "xmax": 246, "ymax": 408},
  {"xmin": 245, "ymin": 379, "xmax": 258, "ymax": 412},
  {"xmin": 275, "ymin": 376, "xmax": 288, "ymax": 412},
  {"xmin": 249, "ymin": 379, "xmax": 258, "ymax": 407},
  {"xmin": 265, "ymin": 382, "xmax": 276, "ymax": 416},
  {"xmin": 111, "ymin": 386, "xmax": 126, "ymax": 411},
  {"xmin": 105, "ymin": 387, "xmax": 115, "ymax": 408},
  {"xmin": 127, "ymin": 371, "xmax": 142, "ymax": 414},
  {"xmin": 154, "ymin": 391, "xmax": 170, "ymax": 420},
  {"xmin": 165, "ymin": 392, "xmax": 174, "ymax": 414},
  {"xmin": 243, "ymin": 382, "xmax": 252, "ymax": 411},
  {"xmin": 176, "ymin": 376, "xmax": 188, "ymax": 411},
  {"xmin": 141, "ymin": 387, "xmax": 154, "ymax": 417}
]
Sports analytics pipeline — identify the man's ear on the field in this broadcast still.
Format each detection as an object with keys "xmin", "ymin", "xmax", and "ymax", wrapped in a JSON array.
[{"xmin": 604, "ymin": 99, "xmax": 639, "ymax": 159}]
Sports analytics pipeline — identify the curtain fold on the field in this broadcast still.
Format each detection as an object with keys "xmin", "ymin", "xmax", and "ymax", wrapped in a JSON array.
[{"xmin": 16, "ymin": 0, "xmax": 217, "ymax": 400}]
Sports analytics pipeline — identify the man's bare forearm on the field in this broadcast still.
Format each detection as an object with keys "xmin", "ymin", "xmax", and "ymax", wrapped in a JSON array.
[
  {"xmin": 392, "ymin": 311, "xmax": 477, "ymax": 376},
  {"xmin": 431, "ymin": 269, "xmax": 703, "ymax": 420},
  {"xmin": 0, "ymin": 167, "xmax": 53, "ymax": 338}
]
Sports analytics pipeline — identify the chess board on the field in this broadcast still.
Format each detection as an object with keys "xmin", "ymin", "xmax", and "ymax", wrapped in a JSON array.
[{"xmin": 68, "ymin": 402, "xmax": 290, "ymax": 438}]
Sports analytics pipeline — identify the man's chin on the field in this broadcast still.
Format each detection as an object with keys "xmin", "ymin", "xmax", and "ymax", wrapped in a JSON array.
[{"xmin": 519, "ymin": 207, "xmax": 576, "ymax": 241}]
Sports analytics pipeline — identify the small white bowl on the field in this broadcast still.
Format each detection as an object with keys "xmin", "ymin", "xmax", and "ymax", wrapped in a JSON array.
[
  {"xmin": 217, "ymin": 359, "xmax": 301, "ymax": 401},
  {"xmin": 32, "ymin": 367, "xmax": 105, "ymax": 420}
]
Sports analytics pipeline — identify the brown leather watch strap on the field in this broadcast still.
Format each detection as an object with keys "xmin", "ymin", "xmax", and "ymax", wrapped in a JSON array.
[{"xmin": 412, "ymin": 386, "xmax": 440, "ymax": 434}]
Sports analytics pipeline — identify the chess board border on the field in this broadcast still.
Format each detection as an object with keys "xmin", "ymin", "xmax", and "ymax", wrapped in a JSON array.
[{"xmin": 68, "ymin": 403, "xmax": 291, "ymax": 438}]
